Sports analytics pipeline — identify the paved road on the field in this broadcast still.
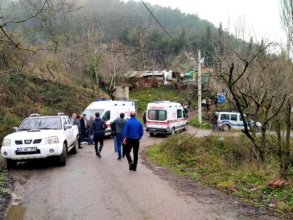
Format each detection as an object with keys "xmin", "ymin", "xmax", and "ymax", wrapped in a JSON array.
[{"xmin": 6, "ymin": 128, "xmax": 277, "ymax": 220}]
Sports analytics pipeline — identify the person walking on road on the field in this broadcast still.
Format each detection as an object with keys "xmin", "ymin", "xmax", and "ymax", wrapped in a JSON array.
[
  {"xmin": 122, "ymin": 112, "xmax": 144, "ymax": 171},
  {"xmin": 114, "ymin": 113, "xmax": 127, "ymax": 160},
  {"xmin": 92, "ymin": 112, "xmax": 107, "ymax": 158}
]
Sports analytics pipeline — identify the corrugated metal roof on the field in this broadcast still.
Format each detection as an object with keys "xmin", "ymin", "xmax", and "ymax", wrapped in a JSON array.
[{"xmin": 124, "ymin": 71, "xmax": 165, "ymax": 78}]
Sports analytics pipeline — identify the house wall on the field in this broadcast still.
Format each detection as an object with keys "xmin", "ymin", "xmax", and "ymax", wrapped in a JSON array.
[{"xmin": 114, "ymin": 85, "xmax": 129, "ymax": 99}]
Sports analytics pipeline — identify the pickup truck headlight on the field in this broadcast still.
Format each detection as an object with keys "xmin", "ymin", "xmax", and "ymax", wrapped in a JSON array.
[
  {"xmin": 45, "ymin": 136, "xmax": 59, "ymax": 145},
  {"xmin": 2, "ymin": 139, "xmax": 12, "ymax": 147}
]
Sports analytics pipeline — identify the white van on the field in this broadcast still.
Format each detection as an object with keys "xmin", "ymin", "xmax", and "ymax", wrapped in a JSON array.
[
  {"xmin": 216, "ymin": 111, "xmax": 262, "ymax": 131},
  {"xmin": 146, "ymin": 101, "xmax": 188, "ymax": 136},
  {"xmin": 82, "ymin": 100, "xmax": 136, "ymax": 136}
]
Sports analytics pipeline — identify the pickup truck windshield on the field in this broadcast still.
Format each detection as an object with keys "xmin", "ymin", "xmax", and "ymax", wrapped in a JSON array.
[{"xmin": 19, "ymin": 117, "xmax": 62, "ymax": 130}]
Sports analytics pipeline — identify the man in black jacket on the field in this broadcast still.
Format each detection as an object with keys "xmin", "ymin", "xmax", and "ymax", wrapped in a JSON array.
[{"xmin": 92, "ymin": 112, "xmax": 106, "ymax": 158}]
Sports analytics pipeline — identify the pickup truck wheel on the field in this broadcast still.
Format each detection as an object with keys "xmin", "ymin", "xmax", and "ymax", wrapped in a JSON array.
[
  {"xmin": 171, "ymin": 128, "xmax": 175, "ymax": 136},
  {"xmin": 183, "ymin": 124, "xmax": 188, "ymax": 131},
  {"xmin": 6, "ymin": 159, "xmax": 16, "ymax": 169},
  {"xmin": 71, "ymin": 138, "xmax": 78, "ymax": 154},
  {"xmin": 58, "ymin": 143, "xmax": 67, "ymax": 166},
  {"xmin": 149, "ymin": 132, "xmax": 155, "ymax": 137}
]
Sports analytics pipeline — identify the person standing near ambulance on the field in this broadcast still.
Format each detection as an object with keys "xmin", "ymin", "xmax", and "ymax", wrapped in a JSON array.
[{"xmin": 122, "ymin": 112, "xmax": 144, "ymax": 171}]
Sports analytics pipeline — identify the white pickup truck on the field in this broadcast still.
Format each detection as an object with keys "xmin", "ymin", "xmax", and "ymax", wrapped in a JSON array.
[{"xmin": 1, "ymin": 113, "xmax": 79, "ymax": 168}]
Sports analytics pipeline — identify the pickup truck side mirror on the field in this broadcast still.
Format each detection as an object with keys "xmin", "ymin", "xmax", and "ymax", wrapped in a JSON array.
[
  {"xmin": 12, "ymin": 127, "xmax": 18, "ymax": 132},
  {"xmin": 64, "ymin": 125, "xmax": 72, "ymax": 130}
]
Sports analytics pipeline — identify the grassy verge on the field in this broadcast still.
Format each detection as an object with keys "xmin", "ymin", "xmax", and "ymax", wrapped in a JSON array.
[
  {"xmin": 146, "ymin": 134, "xmax": 293, "ymax": 217},
  {"xmin": 189, "ymin": 117, "xmax": 212, "ymax": 129},
  {"xmin": 0, "ymin": 157, "xmax": 10, "ymax": 207}
]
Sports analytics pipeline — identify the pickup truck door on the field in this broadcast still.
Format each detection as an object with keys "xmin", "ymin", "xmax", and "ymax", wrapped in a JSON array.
[{"xmin": 63, "ymin": 118, "xmax": 74, "ymax": 146}]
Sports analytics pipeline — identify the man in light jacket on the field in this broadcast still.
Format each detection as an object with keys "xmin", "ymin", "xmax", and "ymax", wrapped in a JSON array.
[{"xmin": 122, "ymin": 112, "xmax": 144, "ymax": 171}]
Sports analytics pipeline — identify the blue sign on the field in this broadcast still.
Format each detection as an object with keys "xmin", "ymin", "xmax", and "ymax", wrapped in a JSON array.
[{"xmin": 217, "ymin": 95, "xmax": 226, "ymax": 104}]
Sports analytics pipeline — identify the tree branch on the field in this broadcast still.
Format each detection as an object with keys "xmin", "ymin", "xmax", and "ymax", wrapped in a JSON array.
[
  {"xmin": 2, "ymin": 0, "xmax": 48, "ymax": 26},
  {"xmin": 264, "ymin": 94, "xmax": 287, "ymax": 125}
]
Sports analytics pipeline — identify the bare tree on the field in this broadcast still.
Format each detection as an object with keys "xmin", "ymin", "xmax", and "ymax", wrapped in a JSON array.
[
  {"xmin": 214, "ymin": 39, "xmax": 288, "ymax": 161},
  {"xmin": 0, "ymin": 0, "xmax": 77, "ymax": 51},
  {"xmin": 80, "ymin": 18, "xmax": 105, "ymax": 88},
  {"xmin": 280, "ymin": 0, "xmax": 293, "ymax": 56}
]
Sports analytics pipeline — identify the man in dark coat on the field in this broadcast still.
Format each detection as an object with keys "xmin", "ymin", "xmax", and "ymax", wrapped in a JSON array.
[{"xmin": 92, "ymin": 112, "xmax": 107, "ymax": 158}]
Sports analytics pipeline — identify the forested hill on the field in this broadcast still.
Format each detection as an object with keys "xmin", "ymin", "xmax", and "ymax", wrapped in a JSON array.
[
  {"xmin": 77, "ymin": 0, "xmax": 215, "ymax": 40},
  {"xmin": 73, "ymin": 0, "xmax": 221, "ymax": 67},
  {"xmin": 0, "ymin": 0, "xmax": 229, "ymax": 140},
  {"xmin": 3, "ymin": 0, "xmax": 226, "ymax": 72}
]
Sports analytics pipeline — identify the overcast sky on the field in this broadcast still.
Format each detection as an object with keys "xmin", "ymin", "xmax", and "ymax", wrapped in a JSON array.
[{"xmin": 122, "ymin": 0, "xmax": 287, "ymax": 45}]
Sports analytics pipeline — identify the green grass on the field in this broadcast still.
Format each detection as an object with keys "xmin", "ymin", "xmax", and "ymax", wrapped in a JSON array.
[
  {"xmin": 189, "ymin": 116, "xmax": 212, "ymax": 129},
  {"xmin": 146, "ymin": 134, "xmax": 293, "ymax": 217},
  {"xmin": 129, "ymin": 87, "xmax": 189, "ymax": 113}
]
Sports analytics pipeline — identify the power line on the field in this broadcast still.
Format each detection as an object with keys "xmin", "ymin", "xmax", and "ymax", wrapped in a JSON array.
[{"xmin": 139, "ymin": 0, "xmax": 173, "ymax": 40}]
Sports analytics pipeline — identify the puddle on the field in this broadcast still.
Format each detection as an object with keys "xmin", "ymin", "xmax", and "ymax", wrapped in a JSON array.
[{"xmin": 6, "ymin": 205, "xmax": 26, "ymax": 220}]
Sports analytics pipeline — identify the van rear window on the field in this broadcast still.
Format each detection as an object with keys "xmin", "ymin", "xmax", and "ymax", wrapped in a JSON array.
[{"xmin": 148, "ymin": 110, "xmax": 167, "ymax": 121}]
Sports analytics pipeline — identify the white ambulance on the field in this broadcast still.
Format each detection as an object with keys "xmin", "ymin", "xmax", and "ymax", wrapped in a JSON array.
[
  {"xmin": 82, "ymin": 100, "xmax": 136, "ymax": 136},
  {"xmin": 146, "ymin": 101, "xmax": 188, "ymax": 136}
]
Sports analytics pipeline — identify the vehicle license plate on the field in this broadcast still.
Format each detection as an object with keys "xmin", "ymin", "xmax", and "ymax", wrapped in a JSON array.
[{"xmin": 17, "ymin": 147, "xmax": 37, "ymax": 152}]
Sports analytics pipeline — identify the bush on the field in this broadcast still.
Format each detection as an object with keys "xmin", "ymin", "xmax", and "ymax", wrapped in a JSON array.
[
  {"xmin": 189, "ymin": 117, "xmax": 212, "ymax": 129},
  {"xmin": 0, "ymin": 112, "xmax": 21, "ymax": 141},
  {"xmin": 146, "ymin": 133, "xmax": 292, "ymax": 216}
]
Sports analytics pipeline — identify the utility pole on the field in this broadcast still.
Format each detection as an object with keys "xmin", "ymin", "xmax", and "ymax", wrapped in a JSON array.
[{"xmin": 198, "ymin": 50, "xmax": 202, "ymax": 124}]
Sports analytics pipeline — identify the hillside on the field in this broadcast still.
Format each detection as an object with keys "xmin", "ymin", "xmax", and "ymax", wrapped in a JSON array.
[{"xmin": 0, "ymin": 72, "xmax": 99, "ymax": 141}]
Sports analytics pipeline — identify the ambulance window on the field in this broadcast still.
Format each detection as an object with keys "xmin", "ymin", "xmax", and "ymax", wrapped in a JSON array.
[
  {"xmin": 177, "ymin": 109, "xmax": 183, "ymax": 118},
  {"xmin": 231, "ymin": 114, "xmax": 237, "ymax": 121},
  {"xmin": 102, "ymin": 111, "xmax": 110, "ymax": 121},
  {"xmin": 148, "ymin": 110, "xmax": 166, "ymax": 121},
  {"xmin": 158, "ymin": 111, "xmax": 167, "ymax": 120},
  {"xmin": 148, "ymin": 110, "xmax": 156, "ymax": 120}
]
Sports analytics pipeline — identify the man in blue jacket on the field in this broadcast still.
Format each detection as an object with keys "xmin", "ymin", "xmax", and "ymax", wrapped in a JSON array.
[{"xmin": 122, "ymin": 112, "xmax": 144, "ymax": 171}]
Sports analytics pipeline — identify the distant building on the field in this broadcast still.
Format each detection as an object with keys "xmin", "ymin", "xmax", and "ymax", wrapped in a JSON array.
[{"xmin": 123, "ymin": 70, "xmax": 174, "ymax": 88}]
